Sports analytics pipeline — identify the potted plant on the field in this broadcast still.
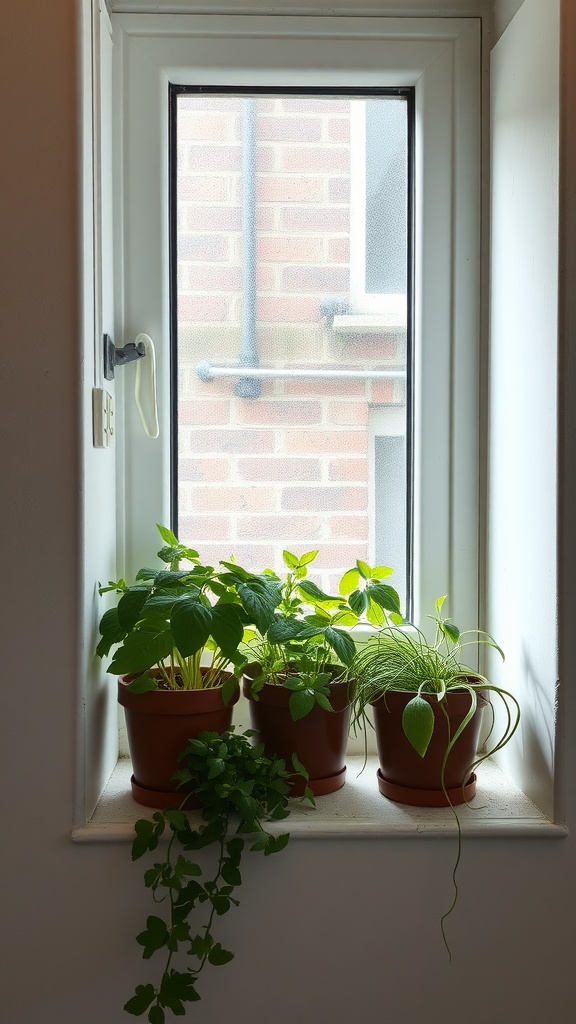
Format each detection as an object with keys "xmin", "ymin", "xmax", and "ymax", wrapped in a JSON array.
[
  {"xmin": 124, "ymin": 727, "xmax": 310, "ymax": 1022},
  {"xmin": 242, "ymin": 550, "xmax": 403, "ymax": 795},
  {"xmin": 97, "ymin": 525, "xmax": 281, "ymax": 808},
  {"xmin": 351, "ymin": 596, "xmax": 521, "ymax": 807}
]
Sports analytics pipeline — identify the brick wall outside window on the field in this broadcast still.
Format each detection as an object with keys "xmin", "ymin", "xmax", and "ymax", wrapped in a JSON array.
[{"xmin": 176, "ymin": 95, "xmax": 406, "ymax": 591}]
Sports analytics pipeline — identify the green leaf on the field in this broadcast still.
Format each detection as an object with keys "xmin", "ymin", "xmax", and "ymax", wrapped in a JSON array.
[
  {"xmin": 220, "ymin": 860, "xmax": 242, "ymax": 886},
  {"xmin": 108, "ymin": 625, "xmax": 173, "ymax": 676},
  {"xmin": 315, "ymin": 692, "xmax": 334, "ymax": 713},
  {"xmin": 159, "ymin": 970, "xmax": 199, "ymax": 1011},
  {"xmin": 125, "ymin": 673, "xmax": 158, "ymax": 694},
  {"xmin": 163, "ymin": 809, "xmax": 189, "ymax": 831},
  {"xmin": 170, "ymin": 598, "xmax": 212, "ymax": 659},
  {"xmin": 440, "ymin": 620, "xmax": 460, "ymax": 644},
  {"xmin": 221, "ymin": 673, "xmax": 239, "ymax": 706},
  {"xmin": 226, "ymin": 837, "xmax": 244, "ymax": 859},
  {"xmin": 339, "ymin": 568, "xmax": 359, "ymax": 596},
  {"xmin": 289, "ymin": 689, "xmax": 316, "ymax": 721},
  {"xmin": 136, "ymin": 916, "xmax": 169, "ymax": 959},
  {"xmin": 208, "ymin": 943, "xmax": 234, "ymax": 966},
  {"xmin": 98, "ymin": 578, "xmax": 126, "ymax": 595},
  {"xmin": 148, "ymin": 1006, "xmax": 165, "ymax": 1024},
  {"xmin": 366, "ymin": 583, "xmax": 402, "ymax": 616},
  {"xmin": 189, "ymin": 934, "xmax": 213, "ymax": 958},
  {"xmin": 211, "ymin": 895, "xmax": 231, "ymax": 916},
  {"xmin": 435, "ymin": 595, "xmax": 447, "ymax": 616},
  {"xmin": 157, "ymin": 523, "xmax": 179, "ymax": 546},
  {"xmin": 265, "ymin": 833, "xmax": 290, "ymax": 855},
  {"xmin": 207, "ymin": 758, "xmax": 225, "ymax": 779},
  {"xmin": 299, "ymin": 549, "xmax": 319, "ymax": 566},
  {"xmin": 282, "ymin": 550, "xmax": 299, "ymax": 569},
  {"xmin": 291, "ymin": 752, "xmax": 309, "ymax": 780},
  {"xmin": 348, "ymin": 588, "xmax": 368, "ymax": 617},
  {"xmin": 155, "ymin": 570, "xmax": 202, "ymax": 589},
  {"xmin": 402, "ymin": 696, "xmax": 435, "ymax": 757},
  {"xmin": 365, "ymin": 598, "xmax": 386, "ymax": 627},
  {"xmin": 370, "ymin": 565, "xmax": 394, "ymax": 580},
  {"xmin": 238, "ymin": 579, "xmax": 279, "ymax": 634},
  {"xmin": 174, "ymin": 855, "xmax": 202, "ymax": 879},
  {"xmin": 124, "ymin": 984, "xmax": 156, "ymax": 1016},
  {"xmin": 132, "ymin": 818, "xmax": 162, "ymax": 860},
  {"xmin": 324, "ymin": 626, "xmax": 356, "ymax": 666},
  {"xmin": 96, "ymin": 607, "xmax": 127, "ymax": 659},
  {"xmin": 210, "ymin": 603, "xmax": 244, "ymax": 660},
  {"xmin": 357, "ymin": 559, "xmax": 372, "ymax": 579},
  {"xmin": 267, "ymin": 615, "xmax": 307, "ymax": 644},
  {"xmin": 297, "ymin": 580, "xmax": 341, "ymax": 606},
  {"xmin": 117, "ymin": 587, "xmax": 151, "ymax": 631},
  {"xmin": 144, "ymin": 864, "xmax": 164, "ymax": 889}
]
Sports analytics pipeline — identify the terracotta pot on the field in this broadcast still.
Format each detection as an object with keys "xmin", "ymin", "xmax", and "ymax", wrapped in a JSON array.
[
  {"xmin": 118, "ymin": 672, "xmax": 239, "ymax": 809},
  {"xmin": 371, "ymin": 688, "xmax": 488, "ymax": 807},
  {"xmin": 243, "ymin": 671, "xmax": 352, "ymax": 797}
]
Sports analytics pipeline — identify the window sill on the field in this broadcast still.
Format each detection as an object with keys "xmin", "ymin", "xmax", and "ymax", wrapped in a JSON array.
[{"xmin": 72, "ymin": 756, "xmax": 566, "ymax": 842}]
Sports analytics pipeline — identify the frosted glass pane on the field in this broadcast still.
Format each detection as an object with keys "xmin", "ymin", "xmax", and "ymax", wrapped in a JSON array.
[{"xmin": 174, "ymin": 92, "xmax": 410, "ymax": 606}]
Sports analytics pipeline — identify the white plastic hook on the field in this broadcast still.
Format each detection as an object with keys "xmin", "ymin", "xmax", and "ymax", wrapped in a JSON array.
[{"xmin": 134, "ymin": 333, "xmax": 159, "ymax": 439}]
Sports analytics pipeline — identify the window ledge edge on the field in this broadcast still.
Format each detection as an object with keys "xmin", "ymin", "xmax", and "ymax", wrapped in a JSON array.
[{"xmin": 71, "ymin": 756, "xmax": 566, "ymax": 842}]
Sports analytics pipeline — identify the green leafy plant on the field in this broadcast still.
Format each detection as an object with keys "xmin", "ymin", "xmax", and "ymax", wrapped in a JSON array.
[
  {"xmin": 125, "ymin": 728, "xmax": 309, "ymax": 1022},
  {"xmin": 352, "ymin": 596, "xmax": 520, "ymax": 765},
  {"xmin": 351, "ymin": 596, "xmax": 521, "ymax": 955},
  {"xmin": 97, "ymin": 525, "xmax": 281, "ymax": 695},
  {"xmin": 244, "ymin": 549, "xmax": 403, "ymax": 719}
]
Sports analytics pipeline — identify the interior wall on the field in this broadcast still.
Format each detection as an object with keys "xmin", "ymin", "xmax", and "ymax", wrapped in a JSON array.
[
  {"xmin": 2, "ymin": 2, "xmax": 576, "ymax": 1023},
  {"xmin": 486, "ymin": 0, "xmax": 559, "ymax": 819},
  {"xmin": 492, "ymin": 0, "xmax": 526, "ymax": 42}
]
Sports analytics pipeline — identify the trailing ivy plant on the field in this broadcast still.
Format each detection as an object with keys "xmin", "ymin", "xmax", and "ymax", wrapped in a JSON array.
[
  {"xmin": 125, "ymin": 728, "xmax": 311, "ymax": 1023},
  {"xmin": 244, "ymin": 550, "xmax": 403, "ymax": 720}
]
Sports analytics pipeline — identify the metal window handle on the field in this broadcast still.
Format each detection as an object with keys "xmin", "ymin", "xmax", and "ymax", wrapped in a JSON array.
[
  {"xmin": 103, "ymin": 333, "xmax": 146, "ymax": 380},
  {"xmin": 103, "ymin": 332, "xmax": 159, "ymax": 438},
  {"xmin": 134, "ymin": 334, "xmax": 159, "ymax": 439}
]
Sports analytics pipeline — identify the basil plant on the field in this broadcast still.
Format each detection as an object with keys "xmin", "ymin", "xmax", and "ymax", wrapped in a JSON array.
[{"xmin": 97, "ymin": 525, "xmax": 282, "ymax": 696}]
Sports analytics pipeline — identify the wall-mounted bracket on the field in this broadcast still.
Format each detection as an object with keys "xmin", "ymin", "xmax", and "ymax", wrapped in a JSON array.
[{"xmin": 104, "ymin": 333, "xmax": 146, "ymax": 381}]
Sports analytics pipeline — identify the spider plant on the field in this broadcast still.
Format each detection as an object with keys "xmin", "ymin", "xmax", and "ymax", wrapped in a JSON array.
[
  {"xmin": 351, "ymin": 596, "xmax": 520, "ymax": 767},
  {"xmin": 351, "ymin": 597, "xmax": 521, "ymax": 958}
]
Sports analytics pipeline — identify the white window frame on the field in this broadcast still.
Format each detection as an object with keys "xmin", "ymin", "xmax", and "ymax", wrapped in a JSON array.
[{"xmin": 113, "ymin": 13, "xmax": 480, "ymax": 639}]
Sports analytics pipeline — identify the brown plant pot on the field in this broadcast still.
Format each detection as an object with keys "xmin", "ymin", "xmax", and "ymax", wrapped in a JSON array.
[
  {"xmin": 371, "ymin": 688, "xmax": 488, "ymax": 807},
  {"xmin": 243, "ymin": 672, "xmax": 352, "ymax": 797},
  {"xmin": 118, "ymin": 672, "xmax": 239, "ymax": 809}
]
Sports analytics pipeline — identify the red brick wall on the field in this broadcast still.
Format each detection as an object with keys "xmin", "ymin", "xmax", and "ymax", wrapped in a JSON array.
[{"xmin": 176, "ymin": 95, "xmax": 405, "ymax": 590}]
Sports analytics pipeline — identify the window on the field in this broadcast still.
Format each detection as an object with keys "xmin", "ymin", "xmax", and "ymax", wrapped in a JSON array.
[
  {"xmin": 349, "ymin": 96, "xmax": 409, "ymax": 320},
  {"xmin": 172, "ymin": 88, "xmax": 412, "ymax": 610},
  {"xmin": 115, "ymin": 12, "xmax": 481, "ymax": 639}
]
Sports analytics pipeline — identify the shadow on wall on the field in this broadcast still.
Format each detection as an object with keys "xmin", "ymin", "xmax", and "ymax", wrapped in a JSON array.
[{"xmin": 515, "ymin": 647, "xmax": 555, "ymax": 819}]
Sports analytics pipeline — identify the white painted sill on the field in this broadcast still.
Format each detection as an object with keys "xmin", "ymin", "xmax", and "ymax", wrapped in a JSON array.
[{"xmin": 72, "ymin": 755, "xmax": 566, "ymax": 842}]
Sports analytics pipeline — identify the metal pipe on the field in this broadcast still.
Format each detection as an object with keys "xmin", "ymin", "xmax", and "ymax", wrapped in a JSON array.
[
  {"xmin": 196, "ymin": 361, "xmax": 405, "ymax": 382},
  {"xmin": 235, "ymin": 97, "xmax": 261, "ymax": 399}
]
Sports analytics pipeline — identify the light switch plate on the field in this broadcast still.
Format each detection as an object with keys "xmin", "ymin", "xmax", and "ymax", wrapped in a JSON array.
[{"xmin": 93, "ymin": 388, "xmax": 115, "ymax": 448}]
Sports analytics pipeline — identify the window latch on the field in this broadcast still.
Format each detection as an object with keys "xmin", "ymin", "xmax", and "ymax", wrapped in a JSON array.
[{"xmin": 104, "ymin": 333, "xmax": 146, "ymax": 380}]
